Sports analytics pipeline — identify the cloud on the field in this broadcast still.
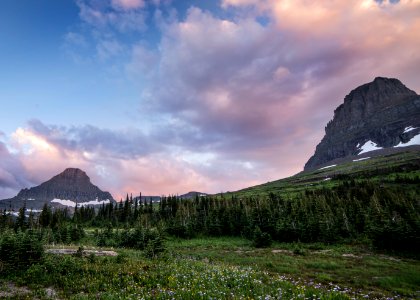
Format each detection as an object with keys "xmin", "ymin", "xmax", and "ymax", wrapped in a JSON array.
[
  {"xmin": 65, "ymin": 0, "xmax": 148, "ymax": 64},
  {"xmin": 0, "ymin": 141, "xmax": 33, "ymax": 199},
  {"xmin": 133, "ymin": 7, "xmax": 350, "ymax": 166},
  {"xmin": 111, "ymin": 0, "xmax": 145, "ymax": 11},
  {"xmin": 26, "ymin": 119, "xmax": 162, "ymax": 160},
  {"xmin": 137, "ymin": 2, "xmax": 420, "ymax": 149},
  {"xmin": 1, "ymin": 121, "xmax": 270, "ymax": 200},
  {"xmin": 77, "ymin": 0, "xmax": 147, "ymax": 32},
  {"xmin": 96, "ymin": 39, "xmax": 124, "ymax": 61}
]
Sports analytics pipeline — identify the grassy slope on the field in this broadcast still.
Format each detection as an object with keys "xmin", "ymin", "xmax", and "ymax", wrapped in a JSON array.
[
  {"xmin": 167, "ymin": 237, "xmax": 420, "ymax": 298},
  {"xmin": 229, "ymin": 150, "xmax": 420, "ymax": 198}
]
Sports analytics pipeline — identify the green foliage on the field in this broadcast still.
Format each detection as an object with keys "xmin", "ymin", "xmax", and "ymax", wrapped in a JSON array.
[
  {"xmin": 95, "ymin": 226, "xmax": 166, "ymax": 257},
  {"xmin": 292, "ymin": 243, "xmax": 307, "ymax": 256},
  {"xmin": 143, "ymin": 228, "xmax": 165, "ymax": 258},
  {"xmin": 53, "ymin": 224, "xmax": 86, "ymax": 244},
  {"xmin": 74, "ymin": 246, "xmax": 84, "ymax": 258},
  {"xmin": 252, "ymin": 226, "xmax": 273, "ymax": 248},
  {"xmin": 0, "ymin": 230, "xmax": 44, "ymax": 270}
]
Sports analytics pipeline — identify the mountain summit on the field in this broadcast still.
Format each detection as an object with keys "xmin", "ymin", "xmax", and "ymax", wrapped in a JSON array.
[
  {"xmin": 0, "ymin": 168, "xmax": 114, "ymax": 210},
  {"xmin": 304, "ymin": 77, "xmax": 420, "ymax": 170}
]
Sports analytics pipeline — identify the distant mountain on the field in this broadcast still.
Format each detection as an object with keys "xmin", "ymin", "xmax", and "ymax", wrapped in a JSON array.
[
  {"xmin": 132, "ymin": 191, "xmax": 209, "ymax": 203},
  {"xmin": 133, "ymin": 195, "xmax": 162, "ymax": 203},
  {"xmin": 0, "ymin": 168, "xmax": 115, "ymax": 210},
  {"xmin": 179, "ymin": 191, "xmax": 208, "ymax": 199},
  {"xmin": 304, "ymin": 77, "xmax": 420, "ymax": 170}
]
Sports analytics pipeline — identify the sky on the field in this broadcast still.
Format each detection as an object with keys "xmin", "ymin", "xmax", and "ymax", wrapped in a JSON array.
[{"xmin": 0, "ymin": 0, "xmax": 419, "ymax": 200}]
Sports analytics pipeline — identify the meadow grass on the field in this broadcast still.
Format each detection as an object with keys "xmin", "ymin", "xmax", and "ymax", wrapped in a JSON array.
[
  {"xmin": 1, "ymin": 234, "xmax": 418, "ymax": 299},
  {"xmin": 1, "ymin": 247, "xmax": 355, "ymax": 300},
  {"xmin": 166, "ymin": 236, "xmax": 420, "ymax": 298}
]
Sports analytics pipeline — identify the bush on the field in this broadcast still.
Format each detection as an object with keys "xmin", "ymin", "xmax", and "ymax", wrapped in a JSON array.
[
  {"xmin": 95, "ymin": 226, "xmax": 166, "ymax": 257},
  {"xmin": 292, "ymin": 242, "xmax": 307, "ymax": 256},
  {"xmin": 52, "ymin": 224, "xmax": 85, "ymax": 244},
  {"xmin": 252, "ymin": 226, "xmax": 272, "ymax": 248},
  {"xmin": 0, "ymin": 231, "xmax": 44, "ymax": 270},
  {"xmin": 120, "ymin": 227, "xmax": 166, "ymax": 257},
  {"xmin": 143, "ymin": 228, "xmax": 166, "ymax": 258}
]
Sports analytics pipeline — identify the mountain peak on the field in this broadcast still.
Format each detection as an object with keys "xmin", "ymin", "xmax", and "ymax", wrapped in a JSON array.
[
  {"xmin": 0, "ymin": 168, "xmax": 114, "ymax": 210},
  {"xmin": 358, "ymin": 76, "xmax": 414, "ymax": 96},
  {"xmin": 57, "ymin": 168, "xmax": 90, "ymax": 181},
  {"xmin": 304, "ymin": 77, "xmax": 420, "ymax": 170},
  {"xmin": 373, "ymin": 76, "xmax": 398, "ymax": 82}
]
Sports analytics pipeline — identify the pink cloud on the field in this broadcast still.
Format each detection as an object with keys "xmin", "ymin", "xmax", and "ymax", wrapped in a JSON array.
[
  {"xmin": 129, "ymin": 2, "xmax": 420, "ymax": 190},
  {"xmin": 111, "ymin": 0, "xmax": 145, "ymax": 10},
  {"xmin": 1, "ymin": 123, "xmax": 273, "ymax": 200}
]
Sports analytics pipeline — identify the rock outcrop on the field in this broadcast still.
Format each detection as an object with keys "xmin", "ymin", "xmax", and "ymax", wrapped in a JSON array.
[{"xmin": 304, "ymin": 77, "xmax": 420, "ymax": 171}]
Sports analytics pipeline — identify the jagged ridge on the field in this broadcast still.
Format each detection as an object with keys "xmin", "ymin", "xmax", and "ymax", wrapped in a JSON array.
[{"xmin": 304, "ymin": 77, "xmax": 420, "ymax": 170}]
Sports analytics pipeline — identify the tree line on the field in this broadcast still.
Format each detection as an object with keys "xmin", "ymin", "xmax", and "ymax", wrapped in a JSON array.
[{"xmin": 1, "ymin": 179, "xmax": 418, "ymax": 253}]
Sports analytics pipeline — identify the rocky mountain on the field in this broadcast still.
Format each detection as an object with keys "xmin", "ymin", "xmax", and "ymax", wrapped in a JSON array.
[
  {"xmin": 132, "ymin": 191, "xmax": 209, "ymax": 203},
  {"xmin": 0, "ymin": 168, "xmax": 115, "ymax": 210},
  {"xmin": 179, "ymin": 191, "xmax": 208, "ymax": 199},
  {"xmin": 304, "ymin": 77, "xmax": 420, "ymax": 171}
]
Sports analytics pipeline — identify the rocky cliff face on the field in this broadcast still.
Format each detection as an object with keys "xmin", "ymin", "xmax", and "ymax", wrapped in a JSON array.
[
  {"xmin": 304, "ymin": 77, "xmax": 420, "ymax": 171},
  {"xmin": 0, "ymin": 168, "xmax": 114, "ymax": 210}
]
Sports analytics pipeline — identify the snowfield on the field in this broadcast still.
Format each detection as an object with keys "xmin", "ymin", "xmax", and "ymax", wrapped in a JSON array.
[
  {"xmin": 358, "ymin": 141, "xmax": 383, "ymax": 155},
  {"xmin": 353, "ymin": 157, "xmax": 371, "ymax": 162},
  {"xmin": 318, "ymin": 165, "xmax": 337, "ymax": 170},
  {"xmin": 51, "ymin": 198, "xmax": 111, "ymax": 207},
  {"xmin": 403, "ymin": 126, "xmax": 418, "ymax": 133},
  {"xmin": 395, "ymin": 133, "xmax": 420, "ymax": 148}
]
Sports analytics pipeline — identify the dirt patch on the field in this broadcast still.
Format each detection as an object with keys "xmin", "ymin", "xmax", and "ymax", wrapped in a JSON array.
[
  {"xmin": 342, "ymin": 253, "xmax": 362, "ymax": 259},
  {"xmin": 271, "ymin": 249, "xmax": 293, "ymax": 254},
  {"xmin": 45, "ymin": 287, "xmax": 58, "ymax": 298},
  {"xmin": 0, "ymin": 282, "xmax": 31, "ymax": 298},
  {"xmin": 46, "ymin": 249, "xmax": 118, "ymax": 256},
  {"xmin": 379, "ymin": 255, "xmax": 401, "ymax": 262}
]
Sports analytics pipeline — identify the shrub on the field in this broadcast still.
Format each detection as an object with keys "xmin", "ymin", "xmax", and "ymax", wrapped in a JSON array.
[
  {"xmin": 95, "ymin": 226, "xmax": 166, "ymax": 257},
  {"xmin": 0, "ymin": 231, "xmax": 44, "ymax": 270},
  {"xmin": 292, "ymin": 242, "xmax": 307, "ymax": 256},
  {"xmin": 252, "ymin": 226, "xmax": 272, "ymax": 248},
  {"xmin": 143, "ymin": 228, "xmax": 166, "ymax": 258}
]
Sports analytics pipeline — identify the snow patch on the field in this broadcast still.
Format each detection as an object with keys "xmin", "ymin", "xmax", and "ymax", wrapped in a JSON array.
[
  {"xmin": 51, "ymin": 199, "xmax": 76, "ymax": 207},
  {"xmin": 51, "ymin": 198, "xmax": 111, "ymax": 207},
  {"xmin": 318, "ymin": 164, "xmax": 337, "ymax": 170},
  {"xmin": 403, "ymin": 126, "xmax": 418, "ymax": 133},
  {"xmin": 394, "ymin": 133, "xmax": 420, "ymax": 148},
  {"xmin": 353, "ymin": 157, "xmax": 371, "ymax": 162},
  {"xmin": 358, "ymin": 140, "xmax": 383, "ymax": 155},
  {"xmin": 79, "ymin": 199, "xmax": 110, "ymax": 206}
]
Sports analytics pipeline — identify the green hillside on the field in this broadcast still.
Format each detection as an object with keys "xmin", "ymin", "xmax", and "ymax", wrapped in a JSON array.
[{"xmin": 231, "ymin": 150, "xmax": 420, "ymax": 198}]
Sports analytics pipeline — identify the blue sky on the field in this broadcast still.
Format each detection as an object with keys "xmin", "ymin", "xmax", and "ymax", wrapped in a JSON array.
[
  {"xmin": 0, "ymin": 0, "xmax": 230, "ymax": 134},
  {"xmin": 0, "ymin": 0, "xmax": 419, "ymax": 199}
]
